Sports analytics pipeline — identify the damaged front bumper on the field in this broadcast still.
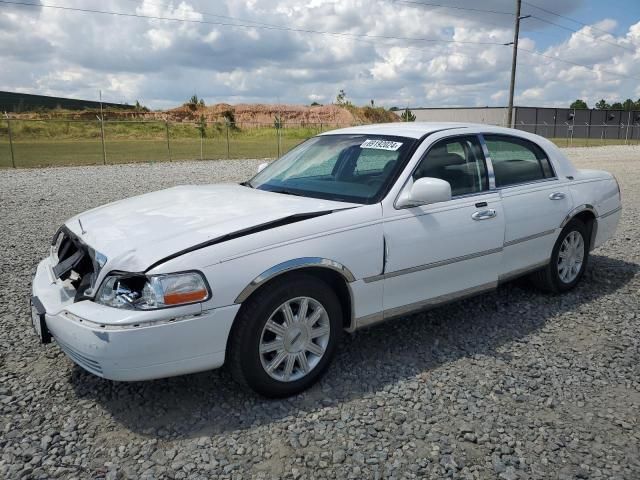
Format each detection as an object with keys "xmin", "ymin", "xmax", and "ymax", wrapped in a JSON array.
[{"xmin": 30, "ymin": 256, "xmax": 239, "ymax": 381}]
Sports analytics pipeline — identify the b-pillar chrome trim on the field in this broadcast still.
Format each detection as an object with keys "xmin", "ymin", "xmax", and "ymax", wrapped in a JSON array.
[
  {"xmin": 234, "ymin": 257, "xmax": 356, "ymax": 303},
  {"xmin": 477, "ymin": 134, "xmax": 496, "ymax": 190}
]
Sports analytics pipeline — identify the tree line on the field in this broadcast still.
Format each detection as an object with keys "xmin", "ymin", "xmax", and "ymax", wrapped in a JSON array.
[{"xmin": 570, "ymin": 98, "xmax": 640, "ymax": 111}]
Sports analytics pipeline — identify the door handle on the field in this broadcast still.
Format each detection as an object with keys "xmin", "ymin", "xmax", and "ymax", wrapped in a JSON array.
[
  {"xmin": 549, "ymin": 192, "xmax": 566, "ymax": 200},
  {"xmin": 472, "ymin": 209, "xmax": 497, "ymax": 221}
]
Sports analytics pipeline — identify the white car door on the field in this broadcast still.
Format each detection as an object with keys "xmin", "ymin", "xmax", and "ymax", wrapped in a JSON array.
[
  {"xmin": 376, "ymin": 134, "xmax": 505, "ymax": 317},
  {"xmin": 481, "ymin": 134, "xmax": 574, "ymax": 278}
]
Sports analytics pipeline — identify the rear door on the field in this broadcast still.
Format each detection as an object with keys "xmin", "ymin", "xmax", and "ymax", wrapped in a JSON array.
[{"xmin": 481, "ymin": 134, "xmax": 573, "ymax": 278}]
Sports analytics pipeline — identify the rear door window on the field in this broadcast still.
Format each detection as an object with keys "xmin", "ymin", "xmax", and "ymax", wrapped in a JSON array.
[{"xmin": 484, "ymin": 135, "xmax": 555, "ymax": 187}]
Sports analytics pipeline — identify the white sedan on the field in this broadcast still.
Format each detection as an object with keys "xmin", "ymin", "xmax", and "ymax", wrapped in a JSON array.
[{"xmin": 31, "ymin": 123, "xmax": 622, "ymax": 397}]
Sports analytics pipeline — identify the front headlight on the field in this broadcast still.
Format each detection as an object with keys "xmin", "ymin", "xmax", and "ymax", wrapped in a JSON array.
[{"xmin": 95, "ymin": 271, "xmax": 210, "ymax": 310}]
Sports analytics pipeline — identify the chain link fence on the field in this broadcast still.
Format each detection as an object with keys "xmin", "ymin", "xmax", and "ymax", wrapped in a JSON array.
[
  {"xmin": 0, "ymin": 118, "xmax": 343, "ymax": 168},
  {"xmin": 1, "ymin": 117, "xmax": 638, "ymax": 168}
]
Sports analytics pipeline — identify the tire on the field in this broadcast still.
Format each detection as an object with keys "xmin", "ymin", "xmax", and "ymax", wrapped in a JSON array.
[
  {"xmin": 227, "ymin": 273, "xmax": 342, "ymax": 397},
  {"xmin": 530, "ymin": 218, "xmax": 590, "ymax": 293}
]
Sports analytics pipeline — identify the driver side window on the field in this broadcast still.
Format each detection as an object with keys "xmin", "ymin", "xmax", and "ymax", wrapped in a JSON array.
[{"xmin": 413, "ymin": 136, "xmax": 489, "ymax": 197}]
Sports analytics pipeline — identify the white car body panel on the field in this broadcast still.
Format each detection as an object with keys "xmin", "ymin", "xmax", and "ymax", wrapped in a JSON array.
[
  {"xmin": 379, "ymin": 192, "xmax": 505, "ymax": 316},
  {"xmin": 31, "ymin": 122, "xmax": 622, "ymax": 381},
  {"xmin": 65, "ymin": 184, "xmax": 358, "ymax": 281}
]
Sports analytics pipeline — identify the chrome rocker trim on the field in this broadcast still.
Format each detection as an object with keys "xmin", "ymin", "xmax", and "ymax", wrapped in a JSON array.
[{"xmin": 353, "ymin": 281, "xmax": 498, "ymax": 330}]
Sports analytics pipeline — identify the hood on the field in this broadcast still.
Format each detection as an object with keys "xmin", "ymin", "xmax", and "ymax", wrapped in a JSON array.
[{"xmin": 65, "ymin": 184, "xmax": 355, "ymax": 272}]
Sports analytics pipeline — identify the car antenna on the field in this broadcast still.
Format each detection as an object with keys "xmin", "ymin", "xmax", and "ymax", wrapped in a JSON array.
[{"xmin": 78, "ymin": 218, "xmax": 86, "ymax": 235}]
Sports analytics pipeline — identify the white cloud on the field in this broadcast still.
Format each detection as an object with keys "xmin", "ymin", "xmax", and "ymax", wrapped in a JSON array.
[{"xmin": 0, "ymin": 0, "xmax": 638, "ymax": 109}]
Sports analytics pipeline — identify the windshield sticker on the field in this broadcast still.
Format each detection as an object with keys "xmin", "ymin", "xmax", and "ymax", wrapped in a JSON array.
[{"xmin": 360, "ymin": 139, "xmax": 403, "ymax": 151}]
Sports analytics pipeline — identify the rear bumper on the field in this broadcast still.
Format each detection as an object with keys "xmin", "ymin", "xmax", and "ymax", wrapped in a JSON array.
[{"xmin": 31, "ymin": 257, "xmax": 240, "ymax": 381}]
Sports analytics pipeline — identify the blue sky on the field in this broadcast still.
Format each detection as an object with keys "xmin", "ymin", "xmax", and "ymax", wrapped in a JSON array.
[{"xmin": 0, "ymin": 0, "xmax": 638, "ymax": 109}]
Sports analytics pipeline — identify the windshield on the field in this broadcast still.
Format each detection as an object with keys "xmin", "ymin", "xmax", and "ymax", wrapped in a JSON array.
[{"xmin": 248, "ymin": 134, "xmax": 417, "ymax": 204}]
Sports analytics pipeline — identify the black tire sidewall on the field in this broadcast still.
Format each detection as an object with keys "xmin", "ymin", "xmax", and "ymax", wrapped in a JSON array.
[
  {"xmin": 550, "ymin": 220, "xmax": 589, "ymax": 292},
  {"xmin": 236, "ymin": 274, "xmax": 342, "ymax": 397}
]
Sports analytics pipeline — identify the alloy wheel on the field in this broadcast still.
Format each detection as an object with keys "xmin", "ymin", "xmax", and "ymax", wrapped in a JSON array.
[
  {"xmin": 557, "ymin": 230, "xmax": 585, "ymax": 283},
  {"xmin": 259, "ymin": 296, "xmax": 331, "ymax": 382}
]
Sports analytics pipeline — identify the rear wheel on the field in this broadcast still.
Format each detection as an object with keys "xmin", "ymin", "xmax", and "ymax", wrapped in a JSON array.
[
  {"xmin": 530, "ymin": 219, "xmax": 589, "ymax": 293},
  {"xmin": 227, "ymin": 273, "xmax": 342, "ymax": 397}
]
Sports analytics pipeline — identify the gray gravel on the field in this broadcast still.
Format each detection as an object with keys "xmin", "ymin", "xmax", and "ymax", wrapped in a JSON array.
[{"xmin": 1, "ymin": 147, "xmax": 639, "ymax": 479}]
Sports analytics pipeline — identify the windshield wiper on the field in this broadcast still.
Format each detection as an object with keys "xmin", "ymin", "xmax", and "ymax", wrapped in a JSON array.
[
  {"xmin": 270, "ymin": 188, "xmax": 306, "ymax": 197},
  {"xmin": 239, "ymin": 181, "xmax": 254, "ymax": 188}
]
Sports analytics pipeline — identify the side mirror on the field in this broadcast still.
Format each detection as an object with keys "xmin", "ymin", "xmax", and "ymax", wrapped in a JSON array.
[
  {"xmin": 257, "ymin": 162, "xmax": 269, "ymax": 173},
  {"xmin": 397, "ymin": 177, "xmax": 451, "ymax": 208}
]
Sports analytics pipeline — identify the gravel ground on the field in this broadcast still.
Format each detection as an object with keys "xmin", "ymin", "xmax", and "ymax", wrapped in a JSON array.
[{"xmin": 1, "ymin": 145, "xmax": 639, "ymax": 479}]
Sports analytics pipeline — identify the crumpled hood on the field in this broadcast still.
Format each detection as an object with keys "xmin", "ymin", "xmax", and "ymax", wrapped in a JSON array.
[{"xmin": 65, "ymin": 184, "xmax": 355, "ymax": 272}]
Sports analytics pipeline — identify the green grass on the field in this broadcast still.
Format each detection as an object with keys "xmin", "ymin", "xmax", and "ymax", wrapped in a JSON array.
[
  {"xmin": 0, "ymin": 120, "xmax": 319, "ymax": 167},
  {"xmin": 0, "ymin": 137, "xmax": 308, "ymax": 168}
]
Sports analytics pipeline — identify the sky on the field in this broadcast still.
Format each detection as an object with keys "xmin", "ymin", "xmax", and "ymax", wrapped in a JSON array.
[{"xmin": 0, "ymin": 0, "xmax": 639, "ymax": 109}]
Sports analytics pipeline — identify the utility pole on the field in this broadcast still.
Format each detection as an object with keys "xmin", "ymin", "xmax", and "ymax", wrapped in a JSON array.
[
  {"xmin": 506, "ymin": 0, "xmax": 529, "ymax": 128},
  {"xmin": 4, "ymin": 112, "xmax": 15, "ymax": 168},
  {"xmin": 98, "ymin": 90, "xmax": 106, "ymax": 165}
]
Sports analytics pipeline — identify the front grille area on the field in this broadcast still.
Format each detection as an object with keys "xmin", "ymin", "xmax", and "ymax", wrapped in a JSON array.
[
  {"xmin": 51, "ymin": 227, "xmax": 101, "ymax": 301},
  {"xmin": 56, "ymin": 338, "xmax": 104, "ymax": 376}
]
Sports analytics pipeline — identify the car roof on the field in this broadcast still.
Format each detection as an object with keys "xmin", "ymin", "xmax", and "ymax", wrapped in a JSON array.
[
  {"xmin": 321, "ymin": 122, "xmax": 531, "ymax": 139},
  {"xmin": 320, "ymin": 121, "xmax": 577, "ymax": 177}
]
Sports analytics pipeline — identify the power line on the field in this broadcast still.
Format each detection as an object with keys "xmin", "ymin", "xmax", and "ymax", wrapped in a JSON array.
[
  {"xmin": 2, "ymin": 0, "xmax": 638, "ymax": 83},
  {"xmin": 0, "ymin": 0, "xmax": 506, "ymax": 46},
  {"xmin": 527, "ymin": 15, "xmax": 635, "ymax": 53},
  {"xmin": 517, "ymin": 46, "xmax": 640, "ymax": 81},
  {"xmin": 394, "ymin": 0, "xmax": 514, "ymax": 16},
  {"xmin": 523, "ymin": 1, "xmax": 624, "ymax": 38},
  {"xmin": 401, "ymin": 0, "xmax": 635, "ymax": 53}
]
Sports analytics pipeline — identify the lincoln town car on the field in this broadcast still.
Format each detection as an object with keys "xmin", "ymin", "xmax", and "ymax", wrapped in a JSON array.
[{"xmin": 31, "ymin": 123, "xmax": 622, "ymax": 397}]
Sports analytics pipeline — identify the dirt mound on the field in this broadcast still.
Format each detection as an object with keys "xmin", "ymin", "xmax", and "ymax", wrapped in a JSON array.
[
  {"xmin": 10, "ymin": 102, "xmax": 399, "ymax": 126},
  {"xmin": 165, "ymin": 103, "xmax": 359, "ymax": 126}
]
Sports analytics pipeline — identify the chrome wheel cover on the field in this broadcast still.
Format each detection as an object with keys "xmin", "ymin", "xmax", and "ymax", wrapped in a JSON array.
[
  {"xmin": 259, "ymin": 297, "xmax": 331, "ymax": 382},
  {"xmin": 557, "ymin": 230, "xmax": 585, "ymax": 284}
]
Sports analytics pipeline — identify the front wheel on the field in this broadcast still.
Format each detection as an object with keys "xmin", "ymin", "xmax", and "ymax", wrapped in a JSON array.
[
  {"xmin": 530, "ymin": 219, "xmax": 589, "ymax": 293},
  {"xmin": 227, "ymin": 273, "xmax": 342, "ymax": 397}
]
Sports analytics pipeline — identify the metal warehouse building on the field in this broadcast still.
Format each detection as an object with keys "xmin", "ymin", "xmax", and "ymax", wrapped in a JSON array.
[
  {"xmin": 395, "ymin": 106, "xmax": 640, "ymax": 141},
  {"xmin": 0, "ymin": 91, "xmax": 134, "ymax": 112}
]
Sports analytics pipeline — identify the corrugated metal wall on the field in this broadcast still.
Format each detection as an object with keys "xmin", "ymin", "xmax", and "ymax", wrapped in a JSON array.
[
  {"xmin": 0, "ymin": 91, "xmax": 134, "ymax": 112},
  {"xmin": 394, "ymin": 107, "xmax": 640, "ymax": 140}
]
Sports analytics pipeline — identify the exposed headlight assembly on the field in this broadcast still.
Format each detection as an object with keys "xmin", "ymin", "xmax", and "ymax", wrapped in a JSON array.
[{"xmin": 95, "ymin": 271, "xmax": 210, "ymax": 310}]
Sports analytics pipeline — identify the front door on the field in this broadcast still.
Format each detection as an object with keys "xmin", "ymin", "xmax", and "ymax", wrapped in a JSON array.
[{"xmin": 380, "ymin": 135, "xmax": 505, "ymax": 317}]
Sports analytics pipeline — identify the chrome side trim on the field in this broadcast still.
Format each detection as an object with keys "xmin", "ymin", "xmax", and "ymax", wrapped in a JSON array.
[
  {"xmin": 353, "ymin": 281, "xmax": 497, "ymax": 330},
  {"xmin": 362, "ymin": 247, "xmax": 502, "ymax": 283},
  {"xmin": 477, "ymin": 134, "xmax": 496, "ymax": 190},
  {"xmin": 235, "ymin": 257, "xmax": 356, "ymax": 303},
  {"xmin": 599, "ymin": 206, "xmax": 622, "ymax": 219},
  {"xmin": 560, "ymin": 204, "xmax": 597, "ymax": 228},
  {"xmin": 498, "ymin": 260, "xmax": 549, "ymax": 283},
  {"xmin": 504, "ymin": 229, "xmax": 556, "ymax": 247}
]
